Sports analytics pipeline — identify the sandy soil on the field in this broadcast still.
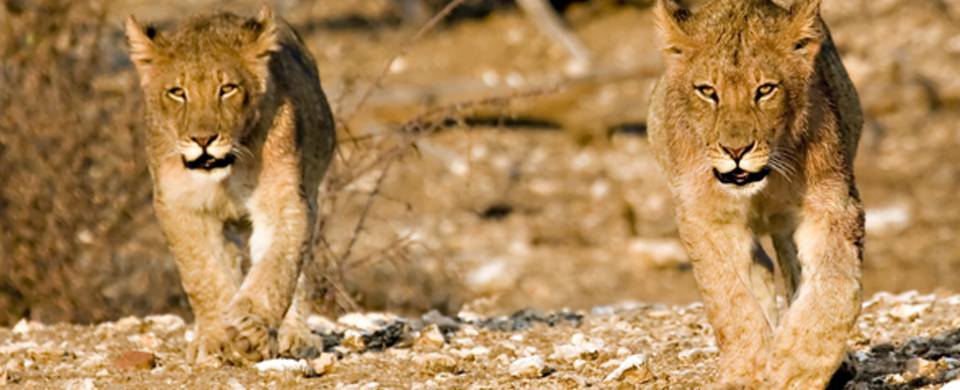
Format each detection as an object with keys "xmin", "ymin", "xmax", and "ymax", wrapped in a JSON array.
[
  {"xmin": 2, "ymin": 292, "xmax": 960, "ymax": 388},
  {"xmin": 2, "ymin": 0, "xmax": 960, "ymax": 388}
]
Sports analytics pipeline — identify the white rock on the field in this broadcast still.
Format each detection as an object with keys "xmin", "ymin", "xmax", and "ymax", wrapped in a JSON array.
[
  {"xmin": 307, "ymin": 315, "xmax": 338, "ymax": 333},
  {"xmin": 678, "ymin": 346, "xmax": 719, "ymax": 361},
  {"xmin": 941, "ymin": 379, "xmax": 960, "ymax": 390},
  {"xmin": 462, "ymin": 326, "xmax": 479, "ymax": 337},
  {"xmin": 338, "ymin": 312, "xmax": 397, "ymax": 332},
  {"xmin": 466, "ymin": 260, "xmax": 510, "ymax": 290},
  {"xmin": 128, "ymin": 333, "xmax": 161, "ymax": 350},
  {"xmin": 413, "ymin": 353, "xmax": 457, "ymax": 373},
  {"xmin": 629, "ymin": 238, "xmax": 688, "ymax": 268},
  {"xmin": 389, "ymin": 57, "xmax": 408, "ymax": 74},
  {"xmin": 64, "ymin": 378, "xmax": 96, "ymax": 390},
  {"xmin": 416, "ymin": 325, "xmax": 445, "ymax": 350},
  {"xmin": 254, "ymin": 359, "xmax": 308, "ymax": 374},
  {"xmin": 505, "ymin": 72, "xmax": 525, "ymax": 87},
  {"xmin": 0, "ymin": 341, "xmax": 39, "ymax": 354},
  {"xmin": 12, "ymin": 319, "xmax": 32, "ymax": 335},
  {"xmin": 144, "ymin": 315, "xmax": 185, "ymax": 333},
  {"xmin": 459, "ymin": 346, "xmax": 490, "ymax": 360},
  {"xmin": 604, "ymin": 354, "xmax": 649, "ymax": 382},
  {"xmin": 309, "ymin": 353, "xmax": 336, "ymax": 376},
  {"xmin": 481, "ymin": 70, "xmax": 500, "ymax": 87},
  {"xmin": 342, "ymin": 330, "xmax": 366, "ymax": 351},
  {"xmin": 551, "ymin": 333, "xmax": 604, "ymax": 362},
  {"xmin": 509, "ymin": 355, "xmax": 546, "ymax": 378},
  {"xmin": 115, "ymin": 316, "xmax": 142, "ymax": 333},
  {"xmin": 227, "ymin": 378, "xmax": 245, "ymax": 390},
  {"xmin": 889, "ymin": 302, "xmax": 931, "ymax": 321},
  {"xmin": 865, "ymin": 204, "xmax": 910, "ymax": 233}
]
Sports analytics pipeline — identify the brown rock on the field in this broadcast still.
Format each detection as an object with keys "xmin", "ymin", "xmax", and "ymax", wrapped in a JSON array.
[{"xmin": 111, "ymin": 351, "xmax": 156, "ymax": 370}]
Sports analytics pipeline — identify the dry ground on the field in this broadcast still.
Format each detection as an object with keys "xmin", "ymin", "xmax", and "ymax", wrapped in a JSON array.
[
  {"xmin": 2, "ymin": 0, "xmax": 960, "ymax": 388},
  {"xmin": 3, "ymin": 292, "xmax": 960, "ymax": 388}
]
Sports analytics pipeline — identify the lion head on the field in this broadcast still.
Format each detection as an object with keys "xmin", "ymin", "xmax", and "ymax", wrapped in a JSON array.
[
  {"xmin": 125, "ymin": 7, "xmax": 281, "ymax": 178},
  {"xmin": 654, "ymin": 0, "xmax": 823, "ymax": 194}
]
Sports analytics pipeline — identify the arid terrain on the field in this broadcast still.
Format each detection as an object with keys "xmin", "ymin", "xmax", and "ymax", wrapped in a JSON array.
[{"xmin": 2, "ymin": 0, "xmax": 960, "ymax": 388}]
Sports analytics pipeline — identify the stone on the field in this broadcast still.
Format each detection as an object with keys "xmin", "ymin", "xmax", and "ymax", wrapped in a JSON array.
[
  {"xmin": 509, "ymin": 355, "xmax": 546, "ymax": 378},
  {"xmin": 603, "ymin": 354, "xmax": 651, "ymax": 382},
  {"xmin": 111, "ymin": 351, "xmax": 156, "ymax": 370},
  {"xmin": 413, "ymin": 353, "xmax": 457, "ymax": 373},
  {"xmin": 308, "ymin": 353, "xmax": 336, "ymax": 377}
]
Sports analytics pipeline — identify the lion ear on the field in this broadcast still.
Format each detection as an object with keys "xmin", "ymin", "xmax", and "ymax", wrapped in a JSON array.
[
  {"xmin": 784, "ymin": 0, "xmax": 823, "ymax": 62},
  {"xmin": 654, "ymin": 0, "xmax": 704, "ymax": 57},
  {"xmin": 244, "ymin": 5, "xmax": 281, "ymax": 85},
  {"xmin": 125, "ymin": 15, "xmax": 159, "ymax": 72}
]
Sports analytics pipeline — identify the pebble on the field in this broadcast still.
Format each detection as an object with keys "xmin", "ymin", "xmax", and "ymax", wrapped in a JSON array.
[
  {"xmin": 415, "ymin": 325, "xmax": 445, "ymax": 351},
  {"xmin": 309, "ymin": 353, "xmax": 336, "ymax": 376},
  {"xmin": 509, "ymin": 355, "xmax": 546, "ymax": 378},
  {"xmin": 604, "ymin": 354, "xmax": 651, "ymax": 382},
  {"xmin": 628, "ymin": 238, "xmax": 688, "ymax": 268},
  {"xmin": 12, "ymin": 319, "xmax": 42, "ymax": 335},
  {"xmin": 413, "ymin": 353, "xmax": 457, "ymax": 373},
  {"xmin": 254, "ymin": 359, "xmax": 307, "ymax": 374},
  {"xmin": 889, "ymin": 302, "xmax": 931, "ymax": 321},
  {"xmin": 942, "ymin": 379, "xmax": 960, "ymax": 390},
  {"xmin": 339, "ymin": 312, "xmax": 398, "ymax": 332},
  {"xmin": 342, "ymin": 330, "xmax": 366, "ymax": 352},
  {"xmin": 114, "ymin": 316, "xmax": 143, "ymax": 333},
  {"xmin": 456, "ymin": 346, "xmax": 490, "ymax": 360},
  {"xmin": 64, "ymin": 378, "xmax": 96, "ymax": 390},
  {"xmin": 551, "ymin": 333, "xmax": 604, "ymax": 362},
  {"xmin": 111, "ymin": 351, "xmax": 156, "ymax": 370},
  {"xmin": 144, "ymin": 315, "xmax": 185, "ymax": 333},
  {"xmin": 904, "ymin": 357, "xmax": 938, "ymax": 379}
]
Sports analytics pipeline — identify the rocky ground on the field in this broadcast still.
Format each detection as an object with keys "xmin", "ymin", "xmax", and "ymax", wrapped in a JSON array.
[
  {"xmin": 2, "ymin": 291, "xmax": 960, "ymax": 388},
  {"xmin": 2, "ymin": 0, "xmax": 960, "ymax": 388}
]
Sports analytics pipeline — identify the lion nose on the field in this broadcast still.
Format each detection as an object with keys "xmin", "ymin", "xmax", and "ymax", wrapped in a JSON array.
[
  {"xmin": 191, "ymin": 134, "xmax": 218, "ymax": 148},
  {"xmin": 721, "ymin": 142, "xmax": 755, "ymax": 161}
]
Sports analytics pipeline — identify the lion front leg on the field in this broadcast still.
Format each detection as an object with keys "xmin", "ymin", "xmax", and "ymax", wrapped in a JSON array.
[
  {"xmin": 154, "ymin": 204, "xmax": 241, "ymax": 366},
  {"xmin": 677, "ymin": 211, "xmax": 774, "ymax": 387},
  {"xmin": 765, "ymin": 194, "xmax": 863, "ymax": 389},
  {"xmin": 277, "ymin": 275, "xmax": 325, "ymax": 359},
  {"xmin": 221, "ymin": 178, "xmax": 311, "ymax": 364}
]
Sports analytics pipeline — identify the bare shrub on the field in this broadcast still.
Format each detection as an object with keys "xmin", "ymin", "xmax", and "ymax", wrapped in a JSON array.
[{"xmin": 0, "ymin": 0, "xmax": 185, "ymax": 325}]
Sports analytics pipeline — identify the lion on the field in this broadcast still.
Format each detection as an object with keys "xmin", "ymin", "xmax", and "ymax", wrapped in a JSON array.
[
  {"xmin": 647, "ymin": 0, "xmax": 864, "ymax": 388},
  {"xmin": 125, "ymin": 7, "xmax": 336, "ymax": 365}
]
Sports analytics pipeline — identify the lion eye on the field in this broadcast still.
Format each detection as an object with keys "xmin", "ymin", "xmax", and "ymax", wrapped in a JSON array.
[
  {"xmin": 755, "ymin": 83, "xmax": 778, "ymax": 101},
  {"xmin": 166, "ymin": 87, "xmax": 186, "ymax": 102},
  {"xmin": 220, "ymin": 84, "xmax": 239, "ymax": 98},
  {"xmin": 694, "ymin": 84, "xmax": 718, "ymax": 103}
]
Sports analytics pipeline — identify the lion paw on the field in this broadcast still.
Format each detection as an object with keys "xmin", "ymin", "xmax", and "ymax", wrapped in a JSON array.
[
  {"xmin": 278, "ymin": 320, "xmax": 323, "ymax": 359},
  {"xmin": 221, "ymin": 311, "xmax": 278, "ymax": 364}
]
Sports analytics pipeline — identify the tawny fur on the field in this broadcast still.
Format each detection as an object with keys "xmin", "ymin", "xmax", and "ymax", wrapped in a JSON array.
[
  {"xmin": 647, "ymin": 0, "xmax": 864, "ymax": 388},
  {"xmin": 125, "ymin": 7, "xmax": 336, "ymax": 365}
]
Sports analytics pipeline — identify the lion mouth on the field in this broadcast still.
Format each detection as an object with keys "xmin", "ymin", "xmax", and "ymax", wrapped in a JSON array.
[
  {"xmin": 713, "ymin": 166, "xmax": 771, "ymax": 186},
  {"xmin": 182, "ymin": 153, "xmax": 236, "ymax": 171}
]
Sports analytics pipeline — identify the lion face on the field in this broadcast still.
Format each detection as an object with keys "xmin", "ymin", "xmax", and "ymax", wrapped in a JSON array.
[
  {"xmin": 655, "ymin": 0, "xmax": 823, "ymax": 195},
  {"xmin": 126, "ymin": 10, "xmax": 280, "ymax": 179}
]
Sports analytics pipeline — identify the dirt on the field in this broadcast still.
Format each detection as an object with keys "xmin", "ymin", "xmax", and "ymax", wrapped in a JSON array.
[
  {"xmin": 0, "ymin": 292, "xmax": 959, "ymax": 388},
  {"xmin": 2, "ymin": 0, "xmax": 960, "ymax": 388}
]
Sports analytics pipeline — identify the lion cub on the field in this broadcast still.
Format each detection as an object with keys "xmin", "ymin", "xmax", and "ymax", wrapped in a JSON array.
[
  {"xmin": 125, "ymin": 7, "xmax": 336, "ymax": 364},
  {"xmin": 648, "ymin": 0, "xmax": 863, "ymax": 388}
]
